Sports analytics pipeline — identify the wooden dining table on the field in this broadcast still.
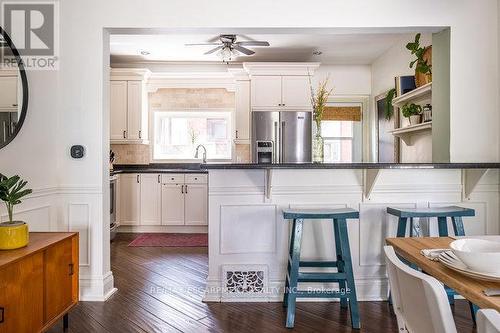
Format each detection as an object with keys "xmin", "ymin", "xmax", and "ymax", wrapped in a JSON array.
[{"xmin": 385, "ymin": 236, "xmax": 500, "ymax": 311}]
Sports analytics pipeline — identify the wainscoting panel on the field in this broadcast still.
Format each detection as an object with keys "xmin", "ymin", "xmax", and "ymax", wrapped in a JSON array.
[
  {"xmin": 358, "ymin": 203, "xmax": 416, "ymax": 267},
  {"xmin": 68, "ymin": 203, "xmax": 91, "ymax": 266},
  {"xmin": 220, "ymin": 204, "xmax": 277, "ymax": 254}
]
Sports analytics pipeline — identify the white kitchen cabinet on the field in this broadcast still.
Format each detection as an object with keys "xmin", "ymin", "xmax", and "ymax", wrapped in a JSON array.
[
  {"xmin": 251, "ymin": 75, "xmax": 311, "ymax": 111},
  {"xmin": 110, "ymin": 81, "xmax": 128, "ymax": 140},
  {"xmin": 184, "ymin": 183, "xmax": 208, "ymax": 225},
  {"xmin": 161, "ymin": 183, "xmax": 185, "ymax": 225},
  {"xmin": 119, "ymin": 173, "xmax": 141, "ymax": 225},
  {"xmin": 0, "ymin": 76, "xmax": 18, "ymax": 110},
  {"xmin": 234, "ymin": 80, "xmax": 251, "ymax": 142},
  {"xmin": 126, "ymin": 81, "xmax": 148, "ymax": 141},
  {"xmin": 140, "ymin": 174, "xmax": 162, "ymax": 225},
  {"xmin": 251, "ymin": 76, "xmax": 282, "ymax": 109},
  {"xmin": 110, "ymin": 69, "xmax": 150, "ymax": 144},
  {"xmin": 281, "ymin": 76, "xmax": 311, "ymax": 109}
]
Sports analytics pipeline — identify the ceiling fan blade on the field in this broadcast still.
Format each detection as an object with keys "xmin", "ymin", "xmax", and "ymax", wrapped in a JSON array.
[
  {"xmin": 184, "ymin": 43, "xmax": 222, "ymax": 46},
  {"xmin": 233, "ymin": 45, "xmax": 255, "ymax": 55},
  {"xmin": 204, "ymin": 45, "xmax": 223, "ymax": 55},
  {"xmin": 236, "ymin": 41, "xmax": 270, "ymax": 47}
]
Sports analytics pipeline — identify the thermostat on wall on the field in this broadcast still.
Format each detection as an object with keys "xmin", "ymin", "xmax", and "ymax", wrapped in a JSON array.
[{"xmin": 70, "ymin": 145, "xmax": 85, "ymax": 159}]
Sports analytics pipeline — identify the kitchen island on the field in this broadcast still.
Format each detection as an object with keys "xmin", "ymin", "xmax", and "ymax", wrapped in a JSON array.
[{"xmin": 113, "ymin": 163, "xmax": 500, "ymax": 302}]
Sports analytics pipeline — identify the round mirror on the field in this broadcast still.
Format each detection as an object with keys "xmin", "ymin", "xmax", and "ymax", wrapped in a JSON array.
[{"xmin": 0, "ymin": 27, "xmax": 28, "ymax": 149}]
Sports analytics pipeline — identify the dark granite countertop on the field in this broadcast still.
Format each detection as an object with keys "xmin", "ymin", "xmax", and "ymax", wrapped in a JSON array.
[{"xmin": 111, "ymin": 162, "xmax": 500, "ymax": 173}]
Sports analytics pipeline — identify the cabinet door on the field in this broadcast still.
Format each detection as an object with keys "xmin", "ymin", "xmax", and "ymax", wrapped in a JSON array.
[
  {"xmin": 251, "ymin": 76, "xmax": 282, "ymax": 109},
  {"xmin": 0, "ymin": 76, "xmax": 18, "ymax": 109},
  {"xmin": 0, "ymin": 253, "xmax": 44, "ymax": 333},
  {"xmin": 140, "ymin": 174, "xmax": 162, "ymax": 225},
  {"xmin": 110, "ymin": 81, "xmax": 128, "ymax": 140},
  {"xmin": 235, "ymin": 80, "xmax": 250, "ymax": 141},
  {"xmin": 44, "ymin": 238, "xmax": 74, "ymax": 323},
  {"xmin": 161, "ymin": 184, "xmax": 185, "ymax": 225},
  {"xmin": 119, "ymin": 174, "xmax": 141, "ymax": 225},
  {"xmin": 281, "ymin": 76, "xmax": 311, "ymax": 109},
  {"xmin": 184, "ymin": 184, "xmax": 207, "ymax": 225},
  {"xmin": 127, "ymin": 81, "xmax": 144, "ymax": 141}
]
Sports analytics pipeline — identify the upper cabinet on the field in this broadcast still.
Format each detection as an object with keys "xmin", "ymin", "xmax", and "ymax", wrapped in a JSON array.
[
  {"xmin": 110, "ymin": 69, "xmax": 151, "ymax": 144},
  {"xmin": 244, "ymin": 62, "xmax": 320, "ymax": 112}
]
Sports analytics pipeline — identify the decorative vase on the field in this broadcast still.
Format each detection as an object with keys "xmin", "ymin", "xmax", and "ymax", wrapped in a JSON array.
[
  {"xmin": 312, "ymin": 122, "xmax": 324, "ymax": 163},
  {"xmin": 409, "ymin": 115, "xmax": 422, "ymax": 126},
  {"xmin": 0, "ymin": 221, "xmax": 29, "ymax": 250}
]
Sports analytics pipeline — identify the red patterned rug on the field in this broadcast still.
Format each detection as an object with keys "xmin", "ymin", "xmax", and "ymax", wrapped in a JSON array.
[{"xmin": 128, "ymin": 233, "xmax": 208, "ymax": 247}]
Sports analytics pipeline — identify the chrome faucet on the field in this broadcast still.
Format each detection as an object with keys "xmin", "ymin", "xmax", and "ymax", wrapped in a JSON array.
[{"xmin": 195, "ymin": 144, "xmax": 207, "ymax": 163}]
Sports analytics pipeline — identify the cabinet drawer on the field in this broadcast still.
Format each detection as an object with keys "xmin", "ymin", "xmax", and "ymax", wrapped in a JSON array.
[
  {"xmin": 162, "ymin": 174, "xmax": 185, "ymax": 184},
  {"xmin": 185, "ymin": 174, "xmax": 207, "ymax": 184}
]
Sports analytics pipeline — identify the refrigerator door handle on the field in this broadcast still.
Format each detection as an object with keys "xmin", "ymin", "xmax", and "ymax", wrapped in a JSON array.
[
  {"xmin": 281, "ymin": 121, "xmax": 285, "ymax": 162},
  {"xmin": 273, "ymin": 121, "xmax": 278, "ymax": 163}
]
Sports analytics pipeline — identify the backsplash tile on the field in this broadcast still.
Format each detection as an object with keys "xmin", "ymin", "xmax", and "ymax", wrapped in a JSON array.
[{"xmin": 111, "ymin": 144, "xmax": 150, "ymax": 165}]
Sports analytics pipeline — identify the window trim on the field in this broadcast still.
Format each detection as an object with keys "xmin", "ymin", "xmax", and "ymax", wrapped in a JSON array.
[{"xmin": 150, "ymin": 108, "xmax": 234, "ymax": 163}]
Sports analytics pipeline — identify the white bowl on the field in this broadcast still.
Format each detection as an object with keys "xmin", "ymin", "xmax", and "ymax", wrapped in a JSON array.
[{"xmin": 450, "ymin": 239, "xmax": 500, "ymax": 274}]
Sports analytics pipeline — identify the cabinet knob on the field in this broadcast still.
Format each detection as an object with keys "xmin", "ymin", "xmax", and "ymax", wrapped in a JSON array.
[
  {"xmin": 123, "ymin": 130, "xmax": 127, "ymax": 139},
  {"xmin": 235, "ymin": 130, "xmax": 239, "ymax": 139},
  {"xmin": 137, "ymin": 175, "xmax": 140, "ymax": 183},
  {"xmin": 185, "ymin": 185, "xmax": 188, "ymax": 194},
  {"xmin": 181, "ymin": 185, "xmax": 184, "ymax": 194},
  {"xmin": 69, "ymin": 263, "xmax": 74, "ymax": 276},
  {"xmin": 158, "ymin": 175, "xmax": 161, "ymax": 183},
  {"xmin": 0, "ymin": 307, "xmax": 4, "ymax": 323},
  {"xmin": 139, "ymin": 130, "xmax": 142, "ymax": 139}
]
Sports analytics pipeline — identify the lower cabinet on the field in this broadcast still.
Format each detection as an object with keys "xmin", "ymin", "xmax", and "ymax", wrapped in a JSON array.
[
  {"xmin": 0, "ymin": 233, "xmax": 79, "ymax": 333},
  {"xmin": 118, "ymin": 173, "xmax": 208, "ymax": 227}
]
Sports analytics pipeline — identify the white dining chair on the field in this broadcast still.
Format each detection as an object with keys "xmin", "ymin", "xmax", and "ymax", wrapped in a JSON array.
[
  {"xmin": 477, "ymin": 309, "xmax": 500, "ymax": 333},
  {"xmin": 384, "ymin": 245, "xmax": 457, "ymax": 333}
]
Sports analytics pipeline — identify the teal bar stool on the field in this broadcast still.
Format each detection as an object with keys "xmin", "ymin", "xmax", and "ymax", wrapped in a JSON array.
[
  {"xmin": 387, "ymin": 205, "xmax": 478, "ymax": 321},
  {"xmin": 282, "ymin": 208, "xmax": 360, "ymax": 329}
]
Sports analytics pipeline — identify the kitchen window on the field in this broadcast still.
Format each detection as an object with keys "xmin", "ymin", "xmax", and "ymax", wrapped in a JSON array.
[
  {"xmin": 321, "ymin": 121, "xmax": 355, "ymax": 163},
  {"xmin": 153, "ymin": 111, "xmax": 232, "ymax": 161}
]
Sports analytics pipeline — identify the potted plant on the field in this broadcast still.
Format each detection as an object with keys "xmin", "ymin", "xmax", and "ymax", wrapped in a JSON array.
[
  {"xmin": 309, "ymin": 76, "xmax": 333, "ymax": 163},
  {"xmin": 406, "ymin": 33, "xmax": 432, "ymax": 87},
  {"xmin": 401, "ymin": 103, "xmax": 423, "ymax": 126},
  {"xmin": 0, "ymin": 174, "xmax": 32, "ymax": 250}
]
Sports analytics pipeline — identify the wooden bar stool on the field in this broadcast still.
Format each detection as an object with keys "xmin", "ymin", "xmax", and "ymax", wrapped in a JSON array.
[
  {"xmin": 282, "ymin": 208, "xmax": 360, "ymax": 329},
  {"xmin": 387, "ymin": 205, "xmax": 478, "ymax": 321}
]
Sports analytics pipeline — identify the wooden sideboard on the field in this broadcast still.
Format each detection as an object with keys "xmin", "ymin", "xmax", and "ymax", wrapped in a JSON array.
[{"xmin": 0, "ymin": 232, "xmax": 79, "ymax": 333}]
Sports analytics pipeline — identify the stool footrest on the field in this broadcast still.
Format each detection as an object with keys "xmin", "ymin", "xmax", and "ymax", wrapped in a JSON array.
[
  {"xmin": 297, "ymin": 272, "xmax": 346, "ymax": 282},
  {"xmin": 287, "ymin": 256, "xmax": 338, "ymax": 268}
]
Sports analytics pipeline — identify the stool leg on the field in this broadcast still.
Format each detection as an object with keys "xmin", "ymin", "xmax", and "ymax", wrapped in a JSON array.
[
  {"xmin": 396, "ymin": 217, "xmax": 408, "ymax": 237},
  {"xmin": 336, "ymin": 218, "xmax": 360, "ymax": 329},
  {"xmin": 451, "ymin": 216, "xmax": 465, "ymax": 236},
  {"xmin": 283, "ymin": 218, "xmax": 297, "ymax": 307},
  {"xmin": 333, "ymin": 218, "xmax": 348, "ymax": 309},
  {"xmin": 286, "ymin": 218, "xmax": 303, "ymax": 329},
  {"xmin": 437, "ymin": 216, "xmax": 449, "ymax": 237}
]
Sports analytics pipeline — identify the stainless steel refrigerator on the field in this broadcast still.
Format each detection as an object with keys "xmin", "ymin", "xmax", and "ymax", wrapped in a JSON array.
[{"xmin": 252, "ymin": 111, "xmax": 312, "ymax": 163}]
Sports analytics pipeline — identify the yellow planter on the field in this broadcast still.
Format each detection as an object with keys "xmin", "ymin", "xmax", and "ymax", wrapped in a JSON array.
[{"xmin": 0, "ymin": 222, "xmax": 29, "ymax": 250}]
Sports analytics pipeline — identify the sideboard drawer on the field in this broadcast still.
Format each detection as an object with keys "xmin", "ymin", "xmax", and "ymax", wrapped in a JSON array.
[
  {"xmin": 185, "ymin": 174, "xmax": 208, "ymax": 184},
  {"xmin": 162, "ymin": 174, "xmax": 185, "ymax": 184}
]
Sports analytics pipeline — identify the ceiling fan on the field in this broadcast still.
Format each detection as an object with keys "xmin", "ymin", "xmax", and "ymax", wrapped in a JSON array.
[{"xmin": 185, "ymin": 34, "xmax": 270, "ymax": 62}]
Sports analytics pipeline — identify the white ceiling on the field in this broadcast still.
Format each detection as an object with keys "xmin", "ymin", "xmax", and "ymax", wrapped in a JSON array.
[{"xmin": 109, "ymin": 32, "xmax": 417, "ymax": 65}]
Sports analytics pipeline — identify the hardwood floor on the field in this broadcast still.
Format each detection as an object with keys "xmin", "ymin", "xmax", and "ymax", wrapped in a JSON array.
[{"xmin": 48, "ymin": 233, "xmax": 476, "ymax": 332}]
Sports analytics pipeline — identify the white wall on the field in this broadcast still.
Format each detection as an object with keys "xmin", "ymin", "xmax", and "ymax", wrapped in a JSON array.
[
  {"xmin": 313, "ymin": 64, "xmax": 371, "ymax": 96},
  {"xmin": 0, "ymin": 0, "xmax": 498, "ymax": 301}
]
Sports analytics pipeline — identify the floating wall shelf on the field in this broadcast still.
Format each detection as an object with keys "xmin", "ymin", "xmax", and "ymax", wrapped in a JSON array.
[
  {"xmin": 389, "ymin": 121, "xmax": 432, "ymax": 145},
  {"xmin": 392, "ymin": 82, "xmax": 432, "ymax": 108}
]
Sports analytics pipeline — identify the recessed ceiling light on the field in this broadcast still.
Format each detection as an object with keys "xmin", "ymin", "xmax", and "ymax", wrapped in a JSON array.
[
  {"xmin": 140, "ymin": 50, "xmax": 150, "ymax": 56},
  {"xmin": 312, "ymin": 50, "xmax": 322, "ymax": 56}
]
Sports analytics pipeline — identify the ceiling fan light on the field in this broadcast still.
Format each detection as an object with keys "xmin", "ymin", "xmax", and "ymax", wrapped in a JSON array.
[{"xmin": 216, "ymin": 46, "xmax": 234, "ymax": 62}]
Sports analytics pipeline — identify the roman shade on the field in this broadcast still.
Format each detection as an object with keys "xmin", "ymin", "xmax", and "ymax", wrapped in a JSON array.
[{"xmin": 323, "ymin": 106, "xmax": 362, "ymax": 122}]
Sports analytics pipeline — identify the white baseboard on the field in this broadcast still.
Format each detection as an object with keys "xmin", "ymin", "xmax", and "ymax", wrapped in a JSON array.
[
  {"xmin": 118, "ymin": 225, "xmax": 208, "ymax": 233},
  {"xmin": 79, "ymin": 271, "xmax": 116, "ymax": 301}
]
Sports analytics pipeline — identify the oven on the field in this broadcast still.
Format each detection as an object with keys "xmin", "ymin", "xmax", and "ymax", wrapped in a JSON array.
[{"xmin": 110, "ymin": 175, "xmax": 118, "ymax": 240}]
